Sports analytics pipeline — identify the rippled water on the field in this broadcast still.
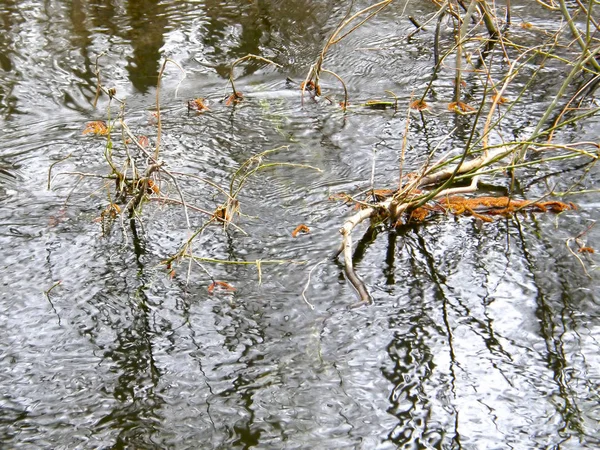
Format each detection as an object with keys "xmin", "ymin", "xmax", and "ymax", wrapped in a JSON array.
[{"xmin": 1, "ymin": 0, "xmax": 599, "ymax": 448}]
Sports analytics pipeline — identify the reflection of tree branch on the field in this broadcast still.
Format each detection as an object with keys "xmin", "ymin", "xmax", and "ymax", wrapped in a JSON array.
[
  {"xmin": 513, "ymin": 216, "xmax": 586, "ymax": 434},
  {"xmin": 413, "ymin": 231, "xmax": 460, "ymax": 399}
]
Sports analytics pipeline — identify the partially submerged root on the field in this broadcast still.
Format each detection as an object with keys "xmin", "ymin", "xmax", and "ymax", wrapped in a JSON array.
[{"xmin": 337, "ymin": 187, "xmax": 579, "ymax": 307}]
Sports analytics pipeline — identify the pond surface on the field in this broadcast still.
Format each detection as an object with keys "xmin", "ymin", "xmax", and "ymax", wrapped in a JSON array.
[{"xmin": 1, "ymin": 0, "xmax": 600, "ymax": 448}]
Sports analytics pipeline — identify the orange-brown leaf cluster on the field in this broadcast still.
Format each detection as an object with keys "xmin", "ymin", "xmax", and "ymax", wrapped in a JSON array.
[
  {"xmin": 578, "ymin": 247, "xmax": 594, "ymax": 254},
  {"xmin": 409, "ymin": 99, "xmax": 428, "ymax": 111},
  {"xmin": 448, "ymin": 101, "xmax": 475, "ymax": 113},
  {"xmin": 292, "ymin": 224, "xmax": 310, "ymax": 237},
  {"xmin": 407, "ymin": 196, "xmax": 576, "ymax": 223},
  {"xmin": 82, "ymin": 121, "xmax": 109, "ymax": 136}
]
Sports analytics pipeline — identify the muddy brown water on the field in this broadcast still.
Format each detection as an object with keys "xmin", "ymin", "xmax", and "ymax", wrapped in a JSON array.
[{"xmin": 1, "ymin": 0, "xmax": 599, "ymax": 448}]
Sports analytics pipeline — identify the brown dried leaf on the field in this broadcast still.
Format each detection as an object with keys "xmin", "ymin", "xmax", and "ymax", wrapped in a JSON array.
[
  {"xmin": 188, "ymin": 98, "xmax": 210, "ymax": 112},
  {"xmin": 82, "ymin": 121, "xmax": 109, "ymax": 136},
  {"xmin": 147, "ymin": 179, "xmax": 160, "ymax": 195},
  {"xmin": 292, "ymin": 224, "xmax": 310, "ymax": 238},
  {"xmin": 409, "ymin": 99, "xmax": 428, "ymax": 111},
  {"xmin": 492, "ymin": 94, "xmax": 509, "ymax": 105}
]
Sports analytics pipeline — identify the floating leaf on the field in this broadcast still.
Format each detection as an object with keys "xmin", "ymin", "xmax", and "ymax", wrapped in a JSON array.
[
  {"xmin": 82, "ymin": 121, "xmax": 109, "ymax": 135},
  {"xmin": 188, "ymin": 98, "xmax": 210, "ymax": 112},
  {"xmin": 208, "ymin": 281, "xmax": 236, "ymax": 294},
  {"xmin": 292, "ymin": 224, "xmax": 310, "ymax": 237},
  {"xmin": 409, "ymin": 99, "xmax": 428, "ymax": 111}
]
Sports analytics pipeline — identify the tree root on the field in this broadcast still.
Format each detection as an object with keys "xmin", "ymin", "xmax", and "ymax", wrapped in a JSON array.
[{"xmin": 334, "ymin": 142, "xmax": 587, "ymax": 305}]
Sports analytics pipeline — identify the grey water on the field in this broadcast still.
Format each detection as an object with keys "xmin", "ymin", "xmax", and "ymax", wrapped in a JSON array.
[{"xmin": 1, "ymin": 0, "xmax": 599, "ymax": 448}]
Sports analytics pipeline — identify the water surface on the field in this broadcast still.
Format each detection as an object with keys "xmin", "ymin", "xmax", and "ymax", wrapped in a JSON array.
[{"xmin": 1, "ymin": 0, "xmax": 599, "ymax": 448}]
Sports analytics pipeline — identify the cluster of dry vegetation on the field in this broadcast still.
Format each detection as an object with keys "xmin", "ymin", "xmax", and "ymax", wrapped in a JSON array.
[{"xmin": 49, "ymin": 0, "xmax": 599, "ymax": 304}]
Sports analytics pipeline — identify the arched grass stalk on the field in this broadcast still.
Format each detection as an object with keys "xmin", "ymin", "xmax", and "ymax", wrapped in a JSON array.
[
  {"xmin": 302, "ymin": 0, "xmax": 393, "ymax": 104},
  {"xmin": 214, "ymin": 146, "xmax": 322, "ymax": 229},
  {"xmin": 155, "ymin": 58, "xmax": 186, "ymax": 159}
]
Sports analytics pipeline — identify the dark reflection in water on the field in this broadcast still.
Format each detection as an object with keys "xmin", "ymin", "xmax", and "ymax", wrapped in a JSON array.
[
  {"xmin": 0, "ymin": 0, "xmax": 599, "ymax": 449},
  {"xmin": 125, "ymin": 0, "xmax": 168, "ymax": 92},
  {"xmin": 95, "ymin": 289, "xmax": 165, "ymax": 448},
  {"xmin": 0, "ymin": 0, "xmax": 341, "ymax": 118},
  {"xmin": 0, "ymin": 0, "xmax": 19, "ymax": 118}
]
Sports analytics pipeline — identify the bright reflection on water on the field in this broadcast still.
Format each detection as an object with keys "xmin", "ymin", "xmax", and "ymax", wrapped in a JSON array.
[{"xmin": 1, "ymin": 0, "xmax": 599, "ymax": 448}]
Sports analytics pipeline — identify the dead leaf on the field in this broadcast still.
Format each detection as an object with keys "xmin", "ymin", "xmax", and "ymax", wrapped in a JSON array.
[
  {"xmin": 448, "ymin": 101, "xmax": 475, "ymax": 113},
  {"xmin": 225, "ymin": 92, "xmax": 244, "ymax": 106},
  {"xmin": 82, "ymin": 121, "xmax": 109, "ymax": 136},
  {"xmin": 138, "ymin": 135, "xmax": 150, "ymax": 148},
  {"xmin": 188, "ymin": 98, "xmax": 210, "ymax": 112},
  {"xmin": 208, "ymin": 281, "xmax": 236, "ymax": 294},
  {"xmin": 409, "ymin": 99, "xmax": 428, "ymax": 111},
  {"xmin": 292, "ymin": 224, "xmax": 310, "ymax": 238},
  {"xmin": 492, "ymin": 94, "xmax": 509, "ymax": 105},
  {"xmin": 408, "ymin": 196, "xmax": 576, "ymax": 223},
  {"xmin": 578, "ymin": 247, "xmax": 594, "ymax": 254}
]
